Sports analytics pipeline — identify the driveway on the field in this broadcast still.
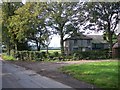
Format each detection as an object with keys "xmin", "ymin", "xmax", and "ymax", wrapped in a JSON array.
[
  {"xmin": 6, "ymin": 60, "xmax": 108, "ymax": 89},
  {"xmin": 2, "ymin": 61, "xmax": 73, "ymax": 88}
]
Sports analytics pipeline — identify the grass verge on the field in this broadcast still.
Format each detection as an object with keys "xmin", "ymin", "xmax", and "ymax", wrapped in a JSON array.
[
  {"xmin": 60, "ymin": 60, "xmax": 119, "ymax": 88},
  {"xmin": 2, "ymin": 53, "xmax": 16, "ymax": 61},
  {"xmin": 41, "ymin": 50, "xmax": 61, "ymax": 53}
]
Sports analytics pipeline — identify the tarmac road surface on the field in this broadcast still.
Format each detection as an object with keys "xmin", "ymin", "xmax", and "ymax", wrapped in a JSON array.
[{"xmin": 1, "ymin": 61, "xmax": 74, "ymax": 89}]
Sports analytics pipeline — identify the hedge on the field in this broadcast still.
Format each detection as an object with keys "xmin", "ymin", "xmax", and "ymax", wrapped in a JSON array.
[
  {"xmin": 72, "ymin": 50, "xmax": 110, "ymax": 60},
  {"xmin": 11, "ymin": 50, "xmax": 110, "ymax": 61},
  {"xmin": 13, "ymin": 51, "xmax": 62, "ymax": 61}
]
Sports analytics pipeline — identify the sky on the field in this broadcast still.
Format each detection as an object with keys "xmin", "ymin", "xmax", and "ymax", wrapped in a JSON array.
[{"xmin": 49, "ymin": 35, "xmax": 60, "ymax": 47}]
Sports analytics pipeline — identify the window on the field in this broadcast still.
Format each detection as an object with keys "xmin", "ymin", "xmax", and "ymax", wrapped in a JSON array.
[
  {"xmin": 73, "ymin": 47, "xmax": 78, "ymax": 51},
  {"xmin": 74, "ymin": 40, "xmax": 77, "ymax": 46},
  {"xmin": 87, "ymin": 40, "xmax": 90, "ymax": 45},
  {"xmin": 81, "ymin": 40, "xmax": 83, "ymax": 46}
]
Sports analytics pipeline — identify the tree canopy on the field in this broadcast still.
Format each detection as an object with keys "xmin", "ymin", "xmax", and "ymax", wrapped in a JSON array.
[
  {"xmin": 2, "ymin": 2, "xmax": 23, "ymax": 54},
  {"xmin": 83, "ymin": 2, "xmax": 120, "ymax": 51},
  {"xmin": 46, "ymin": 2, "xmax": 84, "ymax": 54},
  {"xmin": 2, "ymin": 1, "xmax": 120, "ymax": 55}
]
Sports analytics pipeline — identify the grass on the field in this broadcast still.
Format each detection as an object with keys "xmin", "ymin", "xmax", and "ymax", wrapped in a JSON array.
[
  {"xmin": 2, "ymin": 53, "xmax": 16, "ymax": 61},
  {"xmin": 60, "ymin": 61, "xmax": 119, "ymax": 88},
  {"xmin": 41, "ymin": 50, "xmax": 61, "ymax": 53}
]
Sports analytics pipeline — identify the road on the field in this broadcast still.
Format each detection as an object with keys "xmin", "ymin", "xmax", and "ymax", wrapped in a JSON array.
[{"xmin": 1, "ymin": 60, "xmax": 74, "ymax": 89}]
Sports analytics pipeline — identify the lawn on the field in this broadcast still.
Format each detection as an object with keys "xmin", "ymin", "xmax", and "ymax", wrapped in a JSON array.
[
  {"xmin": 41, "ymin": 50, "xmax": 61, "ymax": 53},
  {"xmin": 60, "ymin": 61, "xmax": 119, "ymax": 88}
]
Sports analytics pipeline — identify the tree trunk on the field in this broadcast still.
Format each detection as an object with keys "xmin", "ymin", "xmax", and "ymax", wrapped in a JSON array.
[
  {"xmin": 109, "ymin": 32, "xmax": 113, "ymax": 52},
  {"xmin": 60, "ymin": 33, "xmax": 64, "ymax": 55},
  {"xmin": 7, "ymin": 43, "xmax": 11, "ymax": 55},
  {"xmin": 8, "ymin": 47, "xmax": 10, "ymax": 55},
  {"xmin": 36, "ymin": 41, "xmax": 40, "ymax": 51},
  {"xmin": 37, "ymin": 45, "xmax": 40, "ymax": 51},
  {"xmin": 7, "ymin": 46, "xmax": 10, "ymax": 55},
  {"xmin": 13, "ymin": 43, "xmax": 17, "ymax": 57},
  {"xmin": 108, "ymin": 21, "xmax": 113, "ymax": 58},
  {"xmin": 46, "ymin": 45, "xmax": 49, "ymax": 54}
]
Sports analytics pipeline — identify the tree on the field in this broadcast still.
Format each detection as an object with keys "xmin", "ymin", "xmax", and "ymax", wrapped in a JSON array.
[
  {"xmin": 2, "ymin": 2, "xmax": 23, "ymax": 54},
  {"xmin": 47, "ymin": 2, "xmax": 79, "ymax": 55},
  {"xmin": 83, "ymin": 2, "xmax": 120, "ymax": 53},
  {"xmin": 44, "ymin": 28, "xmax": 52, "ymax": 54},
  {"xmin": 7, "ymin": 2, "xmax": 36, "ymax": 51},
  {"xmin": 8, "ymin": 2, "xmax": 50, "ymax": 51}
]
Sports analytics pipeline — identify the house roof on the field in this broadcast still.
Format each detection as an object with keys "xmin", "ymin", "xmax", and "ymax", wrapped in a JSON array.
[
  {"xmin": 87, "ymin": 35, "xmax": 108, "ymax": 44},
  {"xmin": 64, "ymin": 34, "xmax": 92, "ymax": 41}
]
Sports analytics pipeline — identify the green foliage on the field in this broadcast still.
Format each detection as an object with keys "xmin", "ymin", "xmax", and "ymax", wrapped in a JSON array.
[
  {"xmin": 41, "ymin": 52, "xmax": 47, "ymax": 58},
  {"xmin": 47, "ymin": 2, "xmax": 81, "ymax": 54},
  {"xmin": 72, "ymin": 53, "xmax": 79, "ymax": 60},
  {"xmin": 3, "ymin": 2, "xmax": 119, "ymax": 57},
  {"xmin": 2, "ymin": 2, "xmax": 51, "ymax": 51},
  {"xmin": 2, "ymin": 53, "xmax": 16, "ymax": 61},
  {"xmin": 14, "ymin": 51, "xmax": 48, "ymax": 61},
  {"xmin": 10, "ymin": 50, "xmax": 110, "ymax": 61},
  {"xmin": 53, "ymin": 52, "xmax": 59, "ymax": 57},
  {"xmin": 84, "ymin": 2, "xmax": 120, "ymax": 52},
  {"xmin": 61, "ymin": 61, "xmax": 119, "ymax": 88},
  {"xmin": 14, "ymin": 51, "xmax": 63, "ymax": 61},
  {"xmin": 2, "ymin": 2, "xmax": 23, "ymax": 54},
  {"xmin": 72, "ymin": 50, "xmax": 110, "ymax": 60}
]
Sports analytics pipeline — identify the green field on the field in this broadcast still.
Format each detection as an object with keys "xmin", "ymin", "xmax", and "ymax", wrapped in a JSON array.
[
  {"xmin": 60, "ymin": 61, "xmax": 119, "ymax": 88},
  {"xmin": 41, "ymin": 50, "xmax": 61, "ymax": 53}
]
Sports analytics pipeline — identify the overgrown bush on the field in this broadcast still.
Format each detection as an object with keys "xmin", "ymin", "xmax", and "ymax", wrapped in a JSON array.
[
  {"xmin": 10, "ymin": 51, "xmax": 62, "ymax": 61},
  {"xmin": 41, "ymin": 52, "xmax": 47, "ymax": 58},
  {"xmin": 72, "ymin": 53, "xmax": 79, "ymax": 60},
  {"xmin": 72, "ymin": 50, "xmax": 110, "ymax": 60},
  {"xmin": 2, "ymin": 49, "xmax": 110, "ymax": 61},
  {"xmin": 13, "ymin": 51, "xmax": 54, "ymax": 61},
  {"xmin": 53, "ymin": 52, "xmax": 59, "ymax": 57},
  {"xmin": 2, "ymin": 53, "xmax": 16, "ymax": 61},
  {"xmin": 47, "ymin": 52, "xmax": 62, "ymax": 61}
]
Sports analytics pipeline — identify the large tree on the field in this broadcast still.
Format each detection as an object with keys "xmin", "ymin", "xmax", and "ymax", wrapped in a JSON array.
[
  {"xmin": 83, "ymin": 2, "xmax": 120, "ymax": 53},
  {"xmin": 47, "ymin": 2, "xmax": 81, "ymax": 55},
  {"xmin": 8, "ymin": 2, "xmax": 51, "ymax": 51},
  {"xmin": 2, "ymin": 2, "xmax": 23, "ymax": 54}
]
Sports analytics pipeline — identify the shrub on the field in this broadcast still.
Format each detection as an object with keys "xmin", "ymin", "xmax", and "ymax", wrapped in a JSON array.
[
  {"xmin": 13, "ymin": 51, "xmax": 48, "ymax": 61},
  {"xmin": 72, "ymin": 53, "xmax": 79, "ymax": 60},
  {"xmin": 58, "ymin": 56, "xmax": 64, "ymax": 61},
  {"xmin": 72, "ymin": 50, "xmax": 110, "ymax": 60},
  {"xmin": 48, "ymin": 55, "xmax": 54, "ymax": 60},
  {"xmin": 53, "ymin": 52, "xmax": 59, "ymax": 57},
  {"xmin": 2, "ymin": 53, "xmax": 16, "ymax": 61},
  {"xmin": 65, "ymin": 56, "xmax": 73, "ymax": 61},
  {"xmin": 47, "ymin": 52, "xmax": 61, "ymax": 61},
  {"xmin": 41, "ymin": 52, "xmax": 47, "ymax": 58}
]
